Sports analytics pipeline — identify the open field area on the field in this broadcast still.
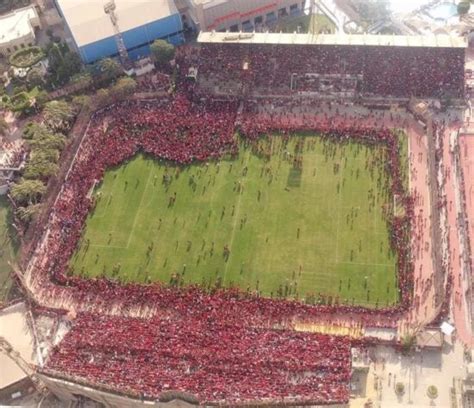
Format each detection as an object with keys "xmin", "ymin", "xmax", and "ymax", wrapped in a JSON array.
[{"xmin": 71, "ymin": 135, "xmax": 401, "ymax": 307}]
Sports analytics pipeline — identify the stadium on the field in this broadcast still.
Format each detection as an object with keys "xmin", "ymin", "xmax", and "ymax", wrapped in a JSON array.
[{"xmin": 7, "ymin": 29, "xmax": 470, "ymax": 407}]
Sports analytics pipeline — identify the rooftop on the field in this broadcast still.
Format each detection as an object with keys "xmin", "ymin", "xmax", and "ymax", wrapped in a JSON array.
[
  {"xmin": 56, "ymin": 0, "xmax": 179, "ymax": 47},
  {"xmin": 191, "ymin": 0, "xmax": 230, "ymax": 9},
  {"xmin": 0, "ymin": 303, "xmax": 36, "ymax": 389},
  {"xmin": 0, "ymin": 6, "xmax": 38, "ymax": 46},
  {"xmin": 197, "ymin": 31, "xmax": 467, "ymax": 48}
]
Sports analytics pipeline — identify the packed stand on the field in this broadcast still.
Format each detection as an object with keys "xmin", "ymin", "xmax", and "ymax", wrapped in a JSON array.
[
  {"xmin": 196, "ymin": 43, "xmax": 464, "ymax": 98},
  {"xmin": 43, "ymin": 312, "xmax": 351, "ymax": 405}
]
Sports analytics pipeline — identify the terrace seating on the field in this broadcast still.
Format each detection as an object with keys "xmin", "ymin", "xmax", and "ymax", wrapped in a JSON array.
[
  {"xmin": 195, "ymin": 43, "xmax": 464, "ymax": 99},
  {"xmin": 43, "ymin": 312, "xmax": 352, "ymax": 405}
]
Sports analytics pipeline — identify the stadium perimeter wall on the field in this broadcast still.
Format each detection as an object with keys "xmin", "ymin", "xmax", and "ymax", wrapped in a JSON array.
[
  {"xmin": 38, "ymin": 375, "xmax": 195, "ymax": 408},
  {"xmin": 39, "ymin": 375, "xmax": 349, "ymax": 408}
]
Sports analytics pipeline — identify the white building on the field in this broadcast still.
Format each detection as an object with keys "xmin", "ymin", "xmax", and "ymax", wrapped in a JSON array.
[
  {"xmin": 177, "ymin": 0, "xmax": 305, "ymax": 32},
  {"xmin": 0, "ymin": 6, "xmax": 41, "ymax": 57}
]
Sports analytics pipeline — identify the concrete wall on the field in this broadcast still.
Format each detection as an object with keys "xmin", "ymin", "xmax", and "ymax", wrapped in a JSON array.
[
  {"xmin": 38, "ymin": 375, "xmax": 196, "ymax": 408},
  {"xmin": 58, "ymin": 11, "xmax": 183, "ymax": 64}
]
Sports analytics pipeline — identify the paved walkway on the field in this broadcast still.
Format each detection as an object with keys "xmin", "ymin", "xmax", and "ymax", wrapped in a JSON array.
[{"xmin": 375, "ymin": 342, "xmax": 465, "ymax": 407}]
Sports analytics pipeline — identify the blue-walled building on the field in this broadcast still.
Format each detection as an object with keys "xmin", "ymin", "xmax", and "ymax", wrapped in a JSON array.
[{"xmin": 55, "ymin": 0, "xmax": 184, "ymax": 64}]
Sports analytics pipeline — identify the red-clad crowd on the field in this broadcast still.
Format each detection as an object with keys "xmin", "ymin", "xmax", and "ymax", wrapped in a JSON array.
[
  {"xmin": 28, "ymin": 93, "xmax": 414, "ymax": 330},
  {"xmin": 43, "ymin": 312, "xmax": 351, "ymax": 405},
  {"xmin": 27, "ymin": 82, "xmax": 415, "ymax": 403},
  {"xmin": 196, "ymin": 43, "xmax": 464, "ymax": 98}
]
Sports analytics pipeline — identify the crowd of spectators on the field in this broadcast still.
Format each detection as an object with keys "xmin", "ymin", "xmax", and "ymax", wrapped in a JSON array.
[
  {"xmin": 135, "ymin": 72, "xmax": 172, "ymax": 93},
  {"xmin": 24, "ymin": 42, "xmax": 430, "ymax": 403},
  {"xmin": 26, "ymin": 91, "xmax": 414, "ymax": 333},
  {"xmin": 196, "ymin": 43, "xmax": 464, "ymax": 98},
  {"xmin": 43, "ymin": 312, "xmax": 351, "ymax": 405}
]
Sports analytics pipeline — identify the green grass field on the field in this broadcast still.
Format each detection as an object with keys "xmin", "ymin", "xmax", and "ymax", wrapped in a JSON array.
[{"xmin": 71, "ymin": 135, "xmax": 400, "ymax": 307}]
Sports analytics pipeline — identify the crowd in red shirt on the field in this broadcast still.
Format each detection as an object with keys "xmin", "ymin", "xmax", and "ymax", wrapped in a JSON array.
[
  {"xmin": 196, "ymin": 43, "xmax": 464, "ymax": 98},
  {"xmin": 27, "ymin": 52, "xmax": 420, "ymax": 403},
  {"xmin": 43, "ymin": 312, "xmax": 351, "ymax": 404}
]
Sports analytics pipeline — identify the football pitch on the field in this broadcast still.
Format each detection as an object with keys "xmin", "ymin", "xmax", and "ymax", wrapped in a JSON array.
[{"xmin": 71, "ymin": 135, "xmax": 402, "ymax": 307}]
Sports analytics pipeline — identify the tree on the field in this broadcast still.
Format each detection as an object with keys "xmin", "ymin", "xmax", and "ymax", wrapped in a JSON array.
[
  {"xmin": 47, "ymin": 42, "xmax": 83, "ymax": 86},
  {"xmin": 27, "ymin": 132, "xmax": 65, "ymax": 151},
  {"xmin": 0, "ymin": 117, "xmax": 8, "ymax": 136},
  {"xmin": 150, "ymin": 39, "xmax": 175, "ymax": 66},
  {"xmin": 352, "ymin": 0, "xmax": 391, "ymax": 25},
  {"xmin": 23, "ymin": 122, "xmax": 48, "ymax": 140},
  {"xmin": 31, "ymin": 148, "xmax": 60, "ymax": 163},
  {"xmin": 71, "ymin": 94, "xmax": 92, "ymax": 112},
  {"xmin": 395, "ymin": 382, "xmax": 405, "ymax": 396},
  {"xmin": 27, "ymin": 67, "xmax": 45, "ymax": 87},
  {"xmin": 23, "ymin": 152, "xmax": 59, "ymax": 180},
  {"xmin": 97, "ymin": 58, "xmax": 122, "ymax": 84},
  {"xmin": 401, "ymin": 333, "xmax": 416, "ymax": 355},
  {"xmin": 10, "ymin": 179, "xmax": 46, "ymax": 206},
  {"xmin": 16, "ymin": 203, "xmax": 42, "ymax": 224},
  {"xmin": 427, "ymin": 385, "xmax": 438, "ymax": 401},
  {"xmin": 34, "ymin": 90, "xmax": 49, "ymax": 110},
  {"xmin": 43, "ymin": 100, "xmax": 74, "ymax": 132},
  {"xmin": 95, "ymin": 88, "xmax": 110, "ymax": 108},
  {"xmin": 110, "ymin": 77, "xmax": 137, "ymax": 101},
  {"xmin": 458, "ymin": 1, "xmax": 471, "ymax": 14},
  {"xmin": 9, "ymin": 92, "xmax": 34, "ymax": 115},
  {"xmin": 56, "ymin": 52, "xmax": 82, "ymax": 84}
]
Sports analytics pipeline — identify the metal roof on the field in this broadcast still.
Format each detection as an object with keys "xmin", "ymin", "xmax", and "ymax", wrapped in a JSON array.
[
  {"xmin": 198, "ymin": 31, "xmax": 467, "ymax": 48},
  {"xmin": 56, "ymin": 0, "xmax": 179, "ymax": 47}
]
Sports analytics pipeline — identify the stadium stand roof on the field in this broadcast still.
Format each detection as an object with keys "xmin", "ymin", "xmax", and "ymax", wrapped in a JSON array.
[
  {"xmin": 56, "ymin": 0, "xmax": 179, "ymax": 47},
  {"xmin": 198, "ymin": 31, "xmax": 467, "ymax": 48}
]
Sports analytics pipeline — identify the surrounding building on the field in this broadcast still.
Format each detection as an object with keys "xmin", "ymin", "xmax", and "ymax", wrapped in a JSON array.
[
  {"xmin": 54, "ymin": 0, "xmax": 184, "ymax": 64},
  {"xmin": 176, "ymin": 0, "xmax": 305, "ymax": 32},
  {"xmin": 0, "ymin": 6, "xmax": 41, "ymax": 58}
]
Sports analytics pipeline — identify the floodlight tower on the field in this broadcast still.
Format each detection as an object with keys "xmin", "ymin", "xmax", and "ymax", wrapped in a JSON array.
[
  {"xmin": 103, "ymin": 0, "xmax": 130, "ymax": 65},
  {"xmin": 0, "ymin": 337, "xmax": 47, "ymax": 394}
]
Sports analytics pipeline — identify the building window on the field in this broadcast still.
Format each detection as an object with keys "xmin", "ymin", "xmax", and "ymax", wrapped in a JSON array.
[
  {"xmin": 266, "ymin": 12, "xmax": 276, "ymax": 23},
  {"xmin": 20, "ymin": 43, "xmax": 25, "ymax": 48},
  {"xmin": 13, "ymin": 45, "xmax": 18, "ymax": 51},
  {"xmin": 7, "ymin": 48, "xmax": 11, "ymax": 53},
  {"xmin": 278, "ymin": 8, "xmax": 288, "ymax": 17},
  {"xmin": 229, "ymin": 24, "xmax": 238, "ymax": 32},
  {"xmin": 255, "ymin": 15, "xmax": 263, "ymax": 24}
]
